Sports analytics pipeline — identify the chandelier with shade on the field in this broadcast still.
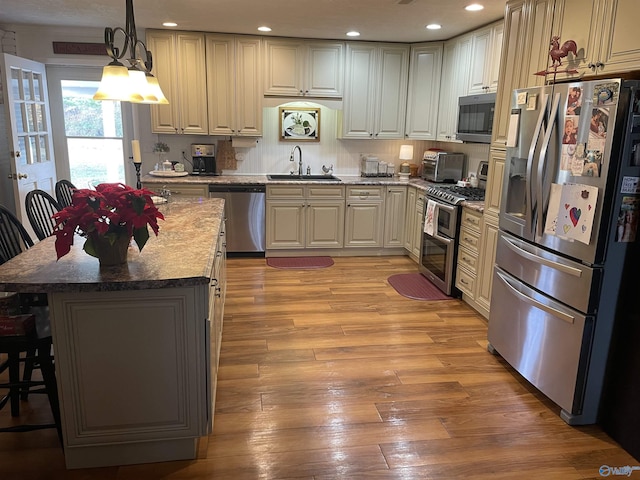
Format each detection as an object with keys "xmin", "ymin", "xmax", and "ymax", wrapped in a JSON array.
[{"xmin": 93, "ymin": 0, "xmax": 168, "ymax": 104}]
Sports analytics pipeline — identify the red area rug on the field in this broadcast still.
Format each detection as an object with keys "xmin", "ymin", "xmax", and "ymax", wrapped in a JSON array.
[
  {"xmin": 388, "ymin": 273, "xmax": 451, "ymax": 301},
  {"xmin": 267, "ymin": 256, "xmax": 334, "ymax": 269}
]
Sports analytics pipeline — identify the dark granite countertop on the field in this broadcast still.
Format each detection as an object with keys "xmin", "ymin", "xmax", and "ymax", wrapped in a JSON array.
[{"xmin": 0, "ymin": 198, "xmax": 225, "ymax": 293}]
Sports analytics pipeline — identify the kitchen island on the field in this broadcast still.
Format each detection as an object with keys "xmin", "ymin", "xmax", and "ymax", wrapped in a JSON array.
[{"xmin": 0, "ymin": 198, "xmax": 226, "ymax": 469}]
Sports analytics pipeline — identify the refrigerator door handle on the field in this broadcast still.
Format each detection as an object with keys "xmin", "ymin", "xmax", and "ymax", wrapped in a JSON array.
[
  {"xmin": 496, "ymin": 270, "xmax": 576, "ymax": 325},
  {"xmin": 526, "ymin": 93, "xmax": 550, "ymax": 235},
  {"xmin": 503, "ymin": 235, "xmax": 583, "ymax": 277},
  {"xmin": 536, "ymin": 92, "xmax": 562, "ymax": 238}
]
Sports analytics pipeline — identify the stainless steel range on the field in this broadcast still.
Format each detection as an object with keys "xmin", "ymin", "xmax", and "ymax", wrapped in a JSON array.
[{"xmin": 419, "ymin": 184, "xmax": 485, "ymax": 295}]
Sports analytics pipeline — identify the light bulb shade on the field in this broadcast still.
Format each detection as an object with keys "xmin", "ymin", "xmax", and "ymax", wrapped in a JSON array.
[
  {"xmin": 399, "ymin": 144, "xmax": 414, "ymax": 160},
  {"xmin": 141, "ymin": 74, "xmax": 169, "ymax": 104},
  {"xmin": 93, "ymin": 64, "xmax": 132, "ymax": 101},
  {"xmin": 126, "ymin": 69, "xmax": 151, "ymax": 103}
]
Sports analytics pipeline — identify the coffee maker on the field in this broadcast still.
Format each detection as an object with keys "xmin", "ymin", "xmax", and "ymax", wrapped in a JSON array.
[{"xmin": 191, "ymin": 144, "xmax": 217, "ymax": 175}]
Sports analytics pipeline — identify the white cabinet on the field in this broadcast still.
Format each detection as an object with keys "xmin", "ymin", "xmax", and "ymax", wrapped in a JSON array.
[
  {"xmin": 403, "ymin": 186, "xmax": 425, "ymax": 261},
  {"xmin": 467, "ymin": 21, "xmax": 503, "ymax": 95},
  {"xmin": 468, "ymin": 22, "xmax": 503, "ymax": 95},
  {"xmin": 405, "ymin": 43, "xmax": 443, "ymax": 140},
  {"xmin": 206, "ymin": 34, "xmax": 262, "ymax": 136},
  {"xmin": 342, "ymin": 43, "xmax": 410, "ymax": 139},
  {"xmin": 436, "ymin": 35, "xmax": 472, "ymax": 142},
  {"xmin": 552, "ymin": 0, "xmax": 640, "ymax": 78},
  {"xmin": 266, "ymin": 185, "xmax": 345, "ymax": 250},
  {"xmin": 146, "ymin": 31, "xmax": 208, "ymax": 134},
  {"xmin": 383, "ymin": 186, "xmax": 407, "ymax": 247},
  {"xmin": 456, "ymin": 207, "xmax": 482, "ymax": 300},
  {"xmin": 142, "ymin": 182, "xmax": 208, "ymax": 199},
  {"xmin": 344, "ymin": 186, "xmax": 385, "ymax": 247},
  {"xmin": 492, "ymin": 0, "xmax": 556, "ymax": 148},
  {"xmin": 264, "ymin": 39, "xmax": 344, "ymax": 98}
]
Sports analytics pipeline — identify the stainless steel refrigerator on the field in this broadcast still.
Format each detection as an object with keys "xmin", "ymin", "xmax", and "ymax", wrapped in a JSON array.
[{"xmin": 487, "ymin": 79, "xmax": 640, "ymax": 425}]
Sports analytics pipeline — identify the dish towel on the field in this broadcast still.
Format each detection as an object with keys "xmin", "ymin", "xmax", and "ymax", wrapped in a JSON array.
[{"xmin": 424, "ymin": 199, "xmax": 436, "ymax": 236}]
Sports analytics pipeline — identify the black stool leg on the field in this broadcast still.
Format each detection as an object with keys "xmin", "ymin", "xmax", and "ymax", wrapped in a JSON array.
[
  {"xmin": 8, "ymin": 351, "xmax": 20, "ymax": 417},
  {"xmin": 21, "ymin": 346, "xmax": 36, "ymax": 400},
  {"xmin": 37, "ymin": 342, "xmax": 62, "ymax": 444}
]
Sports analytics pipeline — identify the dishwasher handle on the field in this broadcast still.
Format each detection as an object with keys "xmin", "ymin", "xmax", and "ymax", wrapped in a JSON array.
[{"xmin": 208, "ymin": 184, "xmax": 266, "ymax": 193}]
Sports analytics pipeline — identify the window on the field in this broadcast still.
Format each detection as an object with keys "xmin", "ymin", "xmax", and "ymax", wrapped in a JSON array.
[{"xmin": 46, "ymin": 66, "xmax": 134, "ymax": 189}]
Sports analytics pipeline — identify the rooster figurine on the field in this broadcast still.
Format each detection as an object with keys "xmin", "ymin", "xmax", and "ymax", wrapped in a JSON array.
[{"xmin": 549, "ymin": 36, "xmax": 578, "ymax": 68}]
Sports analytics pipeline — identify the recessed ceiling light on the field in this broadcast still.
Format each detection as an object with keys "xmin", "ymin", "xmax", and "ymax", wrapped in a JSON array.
[
  {"xmin": 426, "ymin": 24, "xmax": 442, "ymax": 30},
  {"xmin": 346, "ymin": 31, "xmax": 360, "ymax": 37},
  {"xmin": 465, "ymin": 3, "xmax": 484, "ymax": 11},
  {"xmin": 162, "ymin": 22, "xmax": 178, "ymax": 27},
  {"xmin": 258, "ymin": 26, "xmax": 272, "ymax": 32}
]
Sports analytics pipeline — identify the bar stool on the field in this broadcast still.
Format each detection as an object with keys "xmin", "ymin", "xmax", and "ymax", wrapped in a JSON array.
[{"xmin": 0, "ymin": 315, "xmax": 62, "ymax": 443}]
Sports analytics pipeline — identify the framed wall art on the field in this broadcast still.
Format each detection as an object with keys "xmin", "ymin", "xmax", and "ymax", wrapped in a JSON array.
[{"xmin": 279, "ymin": 107, "xmax": 320, "ymax": 142}]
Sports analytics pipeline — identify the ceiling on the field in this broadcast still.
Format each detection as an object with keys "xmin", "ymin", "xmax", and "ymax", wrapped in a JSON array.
[{"xmin": 1, "ymin": 0, "xmax": 506, "ymax": 43}]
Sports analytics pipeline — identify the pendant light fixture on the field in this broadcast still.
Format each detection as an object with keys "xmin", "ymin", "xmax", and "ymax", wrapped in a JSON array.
[{"xmin": 93, "ymin": 0, "xmax": 168, "ymax": 104}]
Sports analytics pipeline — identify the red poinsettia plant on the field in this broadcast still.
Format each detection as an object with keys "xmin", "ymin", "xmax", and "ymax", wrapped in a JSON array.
[{"xmin": 52, "ymin": 183, "xmax": 164, "ymax": 260}]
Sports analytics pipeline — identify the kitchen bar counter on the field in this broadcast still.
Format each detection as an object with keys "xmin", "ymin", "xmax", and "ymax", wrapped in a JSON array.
[
  {"xmin": 0, "ymin": 198, "xmax": 226, "ymax": 469},
  {"xmin": 0, "ymin": 198, "xmax": 224, "ymax": 293}
]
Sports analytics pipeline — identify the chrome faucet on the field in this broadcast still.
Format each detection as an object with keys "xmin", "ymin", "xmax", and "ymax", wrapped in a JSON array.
[{"xmin": 290, "ymin": 145, "xmax": 303, "ymax": 176}]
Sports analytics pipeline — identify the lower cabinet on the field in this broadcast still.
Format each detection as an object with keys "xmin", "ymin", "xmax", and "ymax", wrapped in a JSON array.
[
  {"xmin": 475, "ymin": 213, "xmax": 499, "ymax": 315},
  {"xmin": 383, "ymin": 186, "xmax": 407, "ymax": 247},
  {"xmin": 403, "ymin": 186, "xmax": 425, "ymax": 261},
  {"xmin": 455, "ymin": 207, "xmax": 485, "ymax": 316},
  {"xmin": 344, "ymin": 186, "xmax": 385, "ymax": 247},
  {"xmin": 208, "ymin": 219, "xmax": 226, "ymax": 432},
  {"xmin": 266, "ymin": 185, "xmax": 345, "ymax": 249}
]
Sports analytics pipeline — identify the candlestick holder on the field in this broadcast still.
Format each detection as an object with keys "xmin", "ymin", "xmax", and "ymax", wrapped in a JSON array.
[{"xmin": 133, "ymin": 162, "xmax": 142, "ymax": 189}]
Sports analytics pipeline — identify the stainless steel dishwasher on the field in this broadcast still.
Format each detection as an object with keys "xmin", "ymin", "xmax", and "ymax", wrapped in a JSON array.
[{"xmin": 208, "ymin": 184, "xmax": 265, "ymax": 255}]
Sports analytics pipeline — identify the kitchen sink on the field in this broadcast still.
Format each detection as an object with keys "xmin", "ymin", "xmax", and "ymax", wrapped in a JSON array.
[{"xmin": 267, "ymin": 174, "xmax": 341, "ymax": 181}]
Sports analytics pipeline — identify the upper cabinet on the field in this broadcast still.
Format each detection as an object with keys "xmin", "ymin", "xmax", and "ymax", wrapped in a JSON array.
[
  {"xmin": 206, "ymin": 34, "xmax": 262, "ymax": 137},
  {"xmin": 491, "ymin": 0, "xmax": 555, "ymax": 149},
  {"xmin": 467, "ymin": 21, "xmax": 503, "ymax": 95},
  {"xmin": 405, "ymin": 43, "xmax": 443, "ymax": 140},
  {"xmin": 263, "ymin": 39, "xmax": 344, "ymax": 98},
  {"xmin": 436, "ymin": 35, "xmax": 471, "ymax": 142},
  {"xmin": 552, "ymin": 0, "xmax": 640, "ymax": 78},
  {"xmin": 146, "ymin": 31, "xmax": 209, "ymax": 135},
  {"xmin": 342, "ymin": 43, "xmax": 410, "ymax": 139}
]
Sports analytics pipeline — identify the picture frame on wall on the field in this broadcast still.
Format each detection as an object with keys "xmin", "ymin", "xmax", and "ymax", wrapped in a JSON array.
[{"xmin": 279, "ymin": 107, "xmax": 320, "ymax": 142}]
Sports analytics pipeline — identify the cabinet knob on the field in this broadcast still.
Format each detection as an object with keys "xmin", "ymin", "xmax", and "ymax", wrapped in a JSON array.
[
  {"xmin": 18, "ymin": 173, "xmax": 28, "ymax": 179},
  {"xmin": 587, "ymin": 62, "xmax": 596, "ymax": 71},
  {"xmin": 596, "ymin": 61, "xmax": 605, "ymax": 69}
]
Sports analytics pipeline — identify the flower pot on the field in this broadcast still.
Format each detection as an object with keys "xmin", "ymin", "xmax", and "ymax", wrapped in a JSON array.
[{"xmin": 91, "ymin": 234, "xmax": 131, "ymax": 266}]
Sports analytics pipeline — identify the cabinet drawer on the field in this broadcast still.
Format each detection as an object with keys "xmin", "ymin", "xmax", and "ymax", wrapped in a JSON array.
[
  {"xmin": 307, "ymin": 185, "xmax": 345, "ymax": 199},
  {"xmin": 456, "ymin": 265, "xmax": 476, "ymax": 296},
  {"xmin": 461, "ymin": 208, "xmax": 482, "ymax": 233},
  {"xmin": 457, "ymin": 245, "xmax": 478, "ymax": 272},
  {"xmin": 346, "ymin": 186, "xmax": 384, "ymax": 201},
  {"xmin": 267, "ymin": 185, "xmax": 306, "ymax": 199},
  {"xmin": 459, "ymin": 225, "xmax": 480, "ymax": 254}
]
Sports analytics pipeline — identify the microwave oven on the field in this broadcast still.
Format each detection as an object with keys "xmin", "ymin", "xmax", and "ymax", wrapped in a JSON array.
[{"xmin": 456, "ymin": 92, "xmax": 496, "ymax": 143}]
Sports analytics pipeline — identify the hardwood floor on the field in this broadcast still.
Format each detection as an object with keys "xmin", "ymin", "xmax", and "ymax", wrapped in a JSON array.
[{"xmin": 0, "ymin": 256, "xmax": 636, "ymax": 479}]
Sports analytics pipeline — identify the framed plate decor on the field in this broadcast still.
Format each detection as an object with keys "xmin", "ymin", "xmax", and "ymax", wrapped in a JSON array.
[{"xmin": 279, "ymin": 107, "xmax": 320, "ymax": 142}]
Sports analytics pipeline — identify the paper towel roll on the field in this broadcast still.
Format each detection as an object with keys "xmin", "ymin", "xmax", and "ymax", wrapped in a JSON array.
[{"xmin": 231, "ymin": 137, "xmax": 257, "ymax": 148}]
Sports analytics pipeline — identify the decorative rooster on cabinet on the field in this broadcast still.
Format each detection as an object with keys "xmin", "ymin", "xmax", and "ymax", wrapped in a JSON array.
[{"xmin": 549, "ymin": 36, "xmax": 578, "ymax": 67}]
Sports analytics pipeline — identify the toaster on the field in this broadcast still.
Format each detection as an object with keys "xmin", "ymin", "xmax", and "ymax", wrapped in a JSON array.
[{"xmin": 421, "ymin": 150, "xmax": 465, "ymax": 183}]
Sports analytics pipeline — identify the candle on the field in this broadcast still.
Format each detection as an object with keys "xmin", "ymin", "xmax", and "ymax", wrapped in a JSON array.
[{"xmin": 131, "ymin": 140, "xmax": 142, "ymax": 164}]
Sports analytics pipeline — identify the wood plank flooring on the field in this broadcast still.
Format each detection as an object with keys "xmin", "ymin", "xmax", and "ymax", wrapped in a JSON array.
[{"xmin": 0, "ymin": 256, "xmax": 637, "ymax": 479}]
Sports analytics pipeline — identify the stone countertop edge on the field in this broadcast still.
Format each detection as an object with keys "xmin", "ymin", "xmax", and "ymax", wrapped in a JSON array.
[
  {"xmin": 0, "ymin": 197, "xmax": 225, "ymax": 294},
  {"xmin": 141, "ymin": 174, "xmax": 485, "ymax": 211}
]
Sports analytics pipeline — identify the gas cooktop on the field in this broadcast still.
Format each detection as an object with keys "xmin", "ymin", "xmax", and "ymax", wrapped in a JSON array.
[{"xmin": 426, "ymin": 184, "xmax": 486, "ymax": 205}]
